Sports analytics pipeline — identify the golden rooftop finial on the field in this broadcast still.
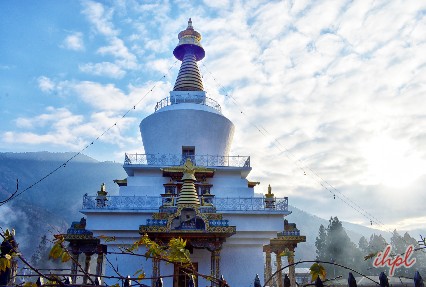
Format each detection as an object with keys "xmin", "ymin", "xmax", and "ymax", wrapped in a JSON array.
[
  {"xmin": 182, "ymin": 158, "xmax": 196, "ymax": 181},
  {"xmin": 173, "ymin": 18, "xmax": 205, "ymax": 91},
  {"xmin": 98, "ymin": 183, "xmax": 107, "ymax": 196},
  {"xmin": 265, "ymin": 184, "xmax": 274, "ymax": 198},
  {"xmin": 177, "ymin": 158, "xmax": 200, "ymax": 205}
]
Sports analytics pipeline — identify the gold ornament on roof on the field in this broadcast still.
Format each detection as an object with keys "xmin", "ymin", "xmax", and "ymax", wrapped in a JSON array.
[
  {"xmin": 98, "ymin": 183, "xmax": 107, "ymax": 196},
  {"xmin": 177, "ymin": 159, "xmax": 200, "ymax": 206},
  {"xmin": 265, "ymin": 184, "xmax": 274, "ymax": 198}
]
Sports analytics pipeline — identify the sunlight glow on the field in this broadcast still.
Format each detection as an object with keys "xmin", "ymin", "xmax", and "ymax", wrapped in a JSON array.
[{"xmin": 360, "ymin": 136, "xmax": 426, "ymax": 188}]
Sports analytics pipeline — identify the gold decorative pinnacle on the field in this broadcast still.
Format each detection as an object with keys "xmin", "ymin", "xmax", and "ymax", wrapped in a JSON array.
[
  {"xmin": 177, "ymin": 159, "xmax": 200, "ymax": 205},
  {"xmin": 98, "ymin": 183, "xmax": 107, "ymax": 196},
  {"xmin": 265, "ymin": 184, "xmax": 274, "ymax": 198}
]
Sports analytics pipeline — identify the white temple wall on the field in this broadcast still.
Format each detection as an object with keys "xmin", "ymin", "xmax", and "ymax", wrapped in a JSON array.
[
  {"xmin": 191, "ymin": 248, "xmax": 211, "ymax": 287},
  {"xmin": 221, "ymin": 243, "xmax": 265, "ymax": 286},
  {"xmin": 223, "ymin": 214, "xmax": 284, "ymax": 231},
  {"xmin": 209, "ymin": 170, "xmax": 252, "ymax": 197},
  {"xmin": 121, "ymin": 167, "xmax": 255, "ymax": 197},
  {"xmin": 121, "ymin": 169, "xmax": 166, "ymax": 196}
]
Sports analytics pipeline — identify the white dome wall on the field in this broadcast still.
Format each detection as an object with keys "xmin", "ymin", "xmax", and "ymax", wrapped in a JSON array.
[{"xmin": 140, "ymin": 106, "xmax": 234, "ymax": 157}]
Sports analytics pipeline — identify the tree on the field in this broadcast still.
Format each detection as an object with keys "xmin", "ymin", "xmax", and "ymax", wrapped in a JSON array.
[
  {"xmin": 30, "ymin": 235, "xmax": 49, "ymax": 268},
  {"xmin": 314, "ymin": 217, "xmax": 364, "ymax": 277},
  {"xmin": 315, "ymin": 225, "xmax": 327, "ymax": 261},
  {"xmin": 365, "ymin": 234, "xmax": 388, "ymax": 275},
  {"xmin": 401, "ymin": 232, "xmax": 426, "ymax": 276},
  {"xmin": 358, "ymin": 236, "xmax": 369, "ymax": 274},
  {"xmin": 358, "ymin": 236, "xmax": 368, "ymax": 254},
  {"xmin": 326, "ymin": 217, "xmax": 363, "ymax": 276}
]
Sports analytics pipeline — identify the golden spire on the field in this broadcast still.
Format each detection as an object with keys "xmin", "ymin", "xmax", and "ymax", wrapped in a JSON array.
[
  {"xmin": 98, "ymin": 183, "xmax": 107, "ymax": 196},
  {"xmin": 173, "ymin": 18, "xmax": 205, "ymax": 91},
  {"xmin": 265, "ymin": 184, "xmax": 274, "ymax": 198},
  {"xmin": 176, "ymin": 159, "xmax": 200, "ymax": 205}
]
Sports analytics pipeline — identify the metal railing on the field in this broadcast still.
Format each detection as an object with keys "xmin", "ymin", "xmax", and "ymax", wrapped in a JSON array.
[
  {"xmin": 82, "ymin": 195, "xmax": 288, "ymax": 212},
  {"xmin": 155, "ymin": 94, "xmax": 222, "ymax": 113},
  {"xmin": 278, "ymin": 230, "xmax": 301, "ymax": 236},
  {"xmin": 124, "ymin": 153, "xmax": 250, "ymax": 168}
]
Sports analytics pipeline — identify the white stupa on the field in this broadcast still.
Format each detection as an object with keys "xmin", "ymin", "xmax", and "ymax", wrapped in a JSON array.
[{"xmin": 76, "ymin": 19, "xmax": 304, "ymax": 287}]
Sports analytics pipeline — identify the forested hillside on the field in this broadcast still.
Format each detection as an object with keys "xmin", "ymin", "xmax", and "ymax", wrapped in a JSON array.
[{"xmin": 0, "ymin": 152, "xmax": 126, "ymax": 257}]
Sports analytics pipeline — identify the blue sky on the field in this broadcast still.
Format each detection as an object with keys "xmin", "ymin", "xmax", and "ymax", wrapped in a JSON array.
[{"xmin": 1, "ymin": 0, "xmax": 426, "ymax": 232}]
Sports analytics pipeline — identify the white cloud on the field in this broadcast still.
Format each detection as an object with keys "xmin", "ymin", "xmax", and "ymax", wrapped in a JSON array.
[
  {"xmin": 79, "ymin": 62, "xmax": 126, "ymax": 78},
  {"xmin": 4, "ymin": 106, "xmax": 140, "ymax": 151},
  {"xmin": 81, "ymin": 0, "xmax": 118, "ymax": 37},
  {"xmin": 61, "ymin": 32, "xmax": 85, "ymax": 51},
  {"xmin": 97, "ymin": 37, "xmax": 138, "ymax": 69},
  {"xmin": 80, "ymin": 1, "xmax": 139, "ymax": 77},
  {"xmin": 37, "ymin": 76, "xmax": 55, "ymax": 93}
]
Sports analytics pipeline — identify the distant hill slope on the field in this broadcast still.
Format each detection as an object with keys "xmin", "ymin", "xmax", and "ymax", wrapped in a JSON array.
[
  {"xmin": 0, "ymin": 152, "xmax": 126, "ymax": 256},
  {"xmin": 0, "ymin": 151, "xmax": 388, "ymax": 261},
  {"xmin": 285, "ymin": 205, "xmax": 386, "ymax": 261}
]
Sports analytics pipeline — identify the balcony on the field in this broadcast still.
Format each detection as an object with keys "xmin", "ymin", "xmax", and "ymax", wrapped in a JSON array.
[
  {"xmin": 155, "ymin": 94, "xmax": 221, "ymax": 113},
  {"xmin": 82, "ymin": 195, "xmax": 289, "ymax": 214},
  {"xmin": 124, "ymin": 153, "xmax": 250, "ymax": 168}
]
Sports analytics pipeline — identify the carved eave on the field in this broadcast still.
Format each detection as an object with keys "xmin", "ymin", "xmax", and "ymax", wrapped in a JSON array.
[
  {"xmin": 139, "ymin": 204, "xmax": 236, "ymax": 240},
  {"xmin": 63, "ymin": 234, "xmax": 98, "ymax": 242},
  {"xmin": 139, "ymin": 226, "xmax": 236, "ymax": 237},
  {"xmin": 113, "ymin": 178, "xmax": 127, "ymax": 186},
  {"xmin": 265, "ymin": 236, "xmax": 307, "ymax": 253},
  {"xmin": 248, "ymin": 181, "xmax": 260, "ymax": 188},
  {"xmin": 271, "ymin": 236, "xmax": 306, "ymax": 243}
]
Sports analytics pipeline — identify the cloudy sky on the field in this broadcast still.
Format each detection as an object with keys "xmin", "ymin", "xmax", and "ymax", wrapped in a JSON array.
[{"xmin": 1, "ymin": 1, "xmax": 425, "ymax": 233}]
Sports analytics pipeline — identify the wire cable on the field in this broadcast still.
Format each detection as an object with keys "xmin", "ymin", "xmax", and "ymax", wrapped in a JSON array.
[{"xmin": 0, "ymin": 60, "xmax": 178, "ymax": 207}]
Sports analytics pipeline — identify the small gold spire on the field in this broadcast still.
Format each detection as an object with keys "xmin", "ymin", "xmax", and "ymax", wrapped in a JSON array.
[
  {"xmin": 188, "ymin": 18, "xmax": 193, "ymax": 29},
  {"xmin": 265, "ymin": 184, "xmax": 274, "ymax": 198},
  {"xmin": 177, "ymin": 159, "xmax": 200, "ymax": 205},
  {"xmin": 98, "ymin": 183, "xmax": 107, "ymax": 196}
]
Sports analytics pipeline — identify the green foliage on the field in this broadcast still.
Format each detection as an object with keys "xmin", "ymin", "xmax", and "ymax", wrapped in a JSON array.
[
  {"xmin": 133, "ymin": 269, "xmax": 146, "ymax": 281},
  {"xmin": 309, "ymin": 262, "xmax": 326, "ymax": 282},
  {"xmin": 0, "ymin": 257, "xmax": 11, "ymax": 272},
  {"xmin": 99, "ymin": 235, "xmax": 116, "ymax": 242},
  {"xmin": 126, "ymin": 234, "xmax": 191, "ymax": 265},
  {"xmin": 48, "ymin": 235, "xmax": 70, "ymax": 263},
  {"xmin": 315, "ymin": 224, "xmax": 327, "ymax": 261},
  {"xmin": 358, "ymin": 236, "xmax": 368, "ymax": 254},
  {"xmin": 314, "ymin": 217, "xmax": 364, "ymax": 277},
  {"xmin": 363, "ymin": 252, "xmax": 378, "ymax": 261},
  {"xmin": 390, "ymin": 231, "xmax": 426, "ymax": 276},
  {"xmin": 367, "ymin": 234, "xmax": 387, "ymax": 254},
  {"xmin": 167, "ymin": 237, "xmax": 191, "ymax": 264},
  {"xmin": 0, "ymin": 229, "xmax": 16, "ymax": 272}
]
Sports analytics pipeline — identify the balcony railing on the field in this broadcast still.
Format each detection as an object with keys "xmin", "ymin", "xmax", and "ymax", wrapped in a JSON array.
[
  {"xmin": 82, "ymin": 195, "xmax": 288, "ymax": 213},
  {"xmin": 155, "ymin": 94, "xmax": 222, "ymax": 113},
  {"xmin": 124, "ymin": 153, "xmax": 250, "ymax": 168},
  {"xmin": 278, "ymin": 230, "xmax": 300, "ymax": 236}
]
